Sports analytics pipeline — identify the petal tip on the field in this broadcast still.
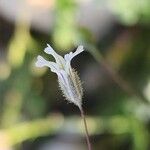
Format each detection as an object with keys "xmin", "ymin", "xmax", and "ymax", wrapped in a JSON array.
[
  {"xmin": 44, "ymin": 44, "xmax": 54, "ymax": 54},
  {"xmin": 78, "ymin": 45, "xmax": 84, "ymax": 51},
  {"xmin": 35, "ymin": 55, "xmax": 46, "ymax": 67}
]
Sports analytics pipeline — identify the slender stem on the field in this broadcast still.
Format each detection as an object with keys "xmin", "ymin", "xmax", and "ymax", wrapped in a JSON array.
[{"xmin": 80, "ymin": 107, "xmax": 92, "ymax": 150}]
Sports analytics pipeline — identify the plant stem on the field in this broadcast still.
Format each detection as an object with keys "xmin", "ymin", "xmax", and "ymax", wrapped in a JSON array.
[{"xmin": 80, "ymin": 107, "xmax": 92, "ymax": 150}]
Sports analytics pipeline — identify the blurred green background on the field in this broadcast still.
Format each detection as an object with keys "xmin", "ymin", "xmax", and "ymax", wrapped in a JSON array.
[{"xmin": 0, "ymin": 0, "xmax": 150, "ymax": 150}]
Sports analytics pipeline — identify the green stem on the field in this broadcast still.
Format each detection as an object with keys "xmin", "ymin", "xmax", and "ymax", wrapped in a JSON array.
[{"xmin": 80, "ymin": 108, "xmax": 92, "ymax": 150}]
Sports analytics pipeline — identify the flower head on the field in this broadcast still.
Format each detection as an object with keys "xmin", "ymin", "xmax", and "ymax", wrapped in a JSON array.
[{"xmin": 35, "ymin": 44, "xmax": 84, "ymax": 109}]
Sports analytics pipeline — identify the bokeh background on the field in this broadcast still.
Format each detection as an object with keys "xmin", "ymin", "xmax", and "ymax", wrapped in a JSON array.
[{"xmin": 0, "ymin": 0, "xmax": 150, "ymax": 150}]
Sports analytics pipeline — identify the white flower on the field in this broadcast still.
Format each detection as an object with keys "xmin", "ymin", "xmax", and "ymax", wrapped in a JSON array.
[{"xmin": 35, "ymin": 44, "xmax": 84, "ymax": 109}]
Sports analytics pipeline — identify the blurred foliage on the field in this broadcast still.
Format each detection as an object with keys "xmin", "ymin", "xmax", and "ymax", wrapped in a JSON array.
[
  {"xmin": 53, "ymin": 0, "xmax": 78, "ymax": 50},
  {"xmin": 0, "ymin": 0, "xmax": 150, "ymax": 150},
  {"xmin": 111, "ymin": 0, "xmax": 150, "ymax": 25}
]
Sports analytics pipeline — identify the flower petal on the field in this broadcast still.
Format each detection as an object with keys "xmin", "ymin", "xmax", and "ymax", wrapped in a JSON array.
[
  {"xmin": 44, "ymin": 44, "xmax": 54, "ymax": 54},
  {"xmin": 64, "ymin": 46, "xmax": 84, "ymax": 74},
  {"xmin": 64, "ymin": 45, "xmax": 84, "ymax": 62},
  {"xmin": 35, "ymin": 55, "xmax": 48, "ymax": 67},
  {"xmin": 72, "ymin": 45, "xmax": 84, "ymax": 58},
  {"xmin": 44, "ymin": 44, "xmax": 65, "ymax": 68},
  {"xmin": 35, "ymin": 55, "xmax": 60, "ymax": 74}
]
